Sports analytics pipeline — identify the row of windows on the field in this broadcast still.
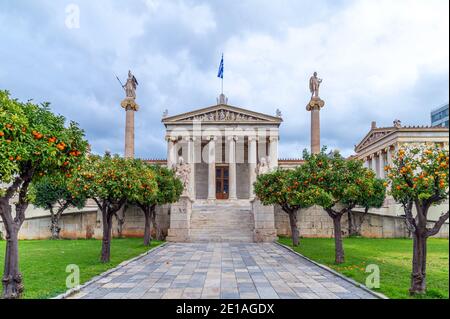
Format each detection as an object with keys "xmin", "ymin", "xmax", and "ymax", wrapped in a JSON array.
[{"xmin": 431, "ymin": 107, "xmax": 449, "ymax": 122}]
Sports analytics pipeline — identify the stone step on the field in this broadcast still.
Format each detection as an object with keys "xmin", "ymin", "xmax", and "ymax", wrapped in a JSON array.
[{"xmin": 189, "ymin": 201, "xmax": 254, "ymax": 243}]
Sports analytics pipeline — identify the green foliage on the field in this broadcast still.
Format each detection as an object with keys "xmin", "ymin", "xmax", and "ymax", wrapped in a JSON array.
[
  {"xmin": 254, "ymin": 168, "xmax": 331, "ymax": 212},
  {"xmin": 68, "ymin": 155, "xmax": 158, "ymax": 205},
  {"xmin": 0, "ymin": 90, "xmax": 88, "ymax": 184},
  {"xmin": 150, "ymin": 165, "xmax": 183, "ymax": 206},
  {"xmin": 385, "ymin": 145, "xmax": 449, "ymax": 206},
  {"xmin": 30, "ymin": 174, "xmax": 86, "ymax": 211},
  {"xmin": 301, "ymin": 149, "xmax": 387, "ymax": 211}
]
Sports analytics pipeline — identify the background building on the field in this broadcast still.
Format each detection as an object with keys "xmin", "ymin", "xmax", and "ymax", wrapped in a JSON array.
[{"xmin": 431, "ymin": 103, "xmax": 449, "ymax": 128}]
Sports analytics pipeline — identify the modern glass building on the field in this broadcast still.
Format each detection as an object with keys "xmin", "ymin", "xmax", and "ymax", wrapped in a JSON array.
[{"xmin": 431, "ymin": 103, "xmax": 449, "ymax": 128}]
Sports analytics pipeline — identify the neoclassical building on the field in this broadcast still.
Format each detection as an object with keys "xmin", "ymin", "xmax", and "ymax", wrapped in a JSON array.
[{"xmin": 163, "ymin": 94, "xmax": 283, "ymax": 201}]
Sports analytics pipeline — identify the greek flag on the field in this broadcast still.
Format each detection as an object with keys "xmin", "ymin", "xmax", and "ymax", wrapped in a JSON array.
[{"xmin": 217, "ymin": 54, "xmax": 224, "ymax": 79}]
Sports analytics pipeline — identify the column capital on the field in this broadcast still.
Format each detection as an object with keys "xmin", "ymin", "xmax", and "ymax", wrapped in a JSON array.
[
  {"xmin": 207, "ymin": 136, "xmax": 217, "ymax": 141},
  {"xmin": 227, "ymin": 136, "xmax": 238, "ymax": 141},
  {"xmin": 165, "ymin": 136, "xmax": 177, "ymax": 142},
  {"xmin": 184, "ymin": 136, "xmax": 197, "ymax": 142},
  {"xmin": 248, "ymin": 136, "xmax": 258, "ymax": 142},
  {"xmin": 269, "ymin": 136, "xmax": 279, "ymax": 142}
]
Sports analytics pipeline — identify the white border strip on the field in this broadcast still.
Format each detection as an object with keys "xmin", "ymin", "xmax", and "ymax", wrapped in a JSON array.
[
  {"xmin": 53, "ymin": 242, "xmax": 168, "ymax": 299},
  {"xmin": 275, "ymin": 242, "xmax": 389, "ymax": 300}
]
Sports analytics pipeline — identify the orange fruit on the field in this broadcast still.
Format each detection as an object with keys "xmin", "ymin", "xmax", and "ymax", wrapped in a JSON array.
[{"xmin": 0, "ymin": 131, "xmax": 4, "ymax": 137}]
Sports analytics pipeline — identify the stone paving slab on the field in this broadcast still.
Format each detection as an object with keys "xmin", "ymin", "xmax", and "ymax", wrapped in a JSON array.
[{"xmin": 68, "ymin": 243, "xmax": 377, "ymax": 299}]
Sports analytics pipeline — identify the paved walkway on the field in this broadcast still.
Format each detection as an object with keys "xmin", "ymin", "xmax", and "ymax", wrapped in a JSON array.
[{"xmin": 69, "ymin": 243, "xmax": 377, "ymax": 299}]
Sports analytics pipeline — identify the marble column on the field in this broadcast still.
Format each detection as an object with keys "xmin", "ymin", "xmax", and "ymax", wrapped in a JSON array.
[
  {"xmin": 186, "ymin": 136, "xmax": 196, "ymax": 199},
  {"xmin": 268, "ymin": 136, "xmax": 279, "ymax": 171},
  {"xmin": 386, "ymin": 146, "xmax": 393, "ymax": 166},
  {"xmin": 207, "ymin": 137, "xmax": 216, "ymax": 200},
  {"xmin": 378, "ymin": 151, "xmax": 385, "ymax": 179},
  {"xmin": 228, "ymin": 136, "xmax": 237, "ymax": 200},
  {"xmin": 249, "ymin": 136, "xmax": 257, "ymax": 199},
  {"xmin": 166, "ymin": 137, "xmax": 176, "ymax": 170}
]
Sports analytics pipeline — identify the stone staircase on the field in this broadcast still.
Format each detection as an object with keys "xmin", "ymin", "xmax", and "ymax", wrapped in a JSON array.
[{"xmin": 189, "ymin": 200, "xmax": 255, "ymax": 243}]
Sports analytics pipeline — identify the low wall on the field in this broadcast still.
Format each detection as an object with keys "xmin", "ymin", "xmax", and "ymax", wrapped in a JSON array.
[
  {"xmin": 0, "ymin": 205, "xmax": 171, "ymax": 240},
  {"xmin": 274, "ymin": 205, "xmax": 449, "ymax": 239}
]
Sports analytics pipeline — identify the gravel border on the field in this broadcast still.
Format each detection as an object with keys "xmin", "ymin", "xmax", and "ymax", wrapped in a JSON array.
[
  {"xmin": 275, "ymin": 242, "xmax": 389, "ymax": 299},
  {"xmin": 53, "ymin": 242, "xmax": 168, "ymax": 299}
]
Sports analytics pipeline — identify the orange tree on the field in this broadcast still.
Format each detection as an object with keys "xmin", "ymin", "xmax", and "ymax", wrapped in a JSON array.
[
  {"xmin": 302, "ymin": 150, "xmax": 386, "ymax": 264},
  {"xmin": 254, "ymin": 168, "xmax": 331, "ymax": 247},
  {"xmin": 131, "ymin": 164, "xmax": 182, "ymax": 246},
  {"xmin": 30, "ymin": 174, "xmax": 87, "ymax": 239},
  {"xmin": 385, "ymin": 145, "xmax": 449, "ymax": 295},
  {"xmin": 0, "ymin": 90, "xmax": 88, "ymax": 299},
  {"xmin": 68, "ymin": 155, "xmax": 158, "ymax": 262}
]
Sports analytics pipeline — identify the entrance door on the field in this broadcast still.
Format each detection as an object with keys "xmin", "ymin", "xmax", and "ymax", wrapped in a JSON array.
[{"xmin": 216, "ymin": 166, "xmax": 229, "ymax": 200}]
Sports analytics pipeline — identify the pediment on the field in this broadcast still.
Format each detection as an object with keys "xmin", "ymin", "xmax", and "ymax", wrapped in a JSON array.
[
  {"xmin": 162, "ymin": 104, "xmax": 282, "ymax": 124},
  {"xmin": 355, "ymin": 128, "xmax": 395, "ymax": 152}
]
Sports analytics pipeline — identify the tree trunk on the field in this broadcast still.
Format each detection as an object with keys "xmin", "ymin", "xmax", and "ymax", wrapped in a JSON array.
[
  {"xmin": 100, "ymin": 210, "xmax": 113, "ymax": 263},
  {"xmin": 150, "ymin": 205, "xmax": 164, "ymax": 241},
  {"xmin": 288, "ymin": 210, "xmax": 300, "ymax": 247},
  {"xmin": 143, "ymin": 207, "xmax": 152, "ymax": 246},
  {"xmin": 347, "ymin": 211, "xmax": 359, "ymax": 237},
  {"xmin": 2, "ymin": 225, "xmax": 24, "ymax": 299},
  {"xmin": 410, "ymin": 232, "xmax": 427, "ymax": 295},
  {"xmin": 50, "ymin": 215, "xmax": 61, "ymax": 240},
  {"xmin": 333, "ymin": 214, "xmax": 345, "ymax": 264}
]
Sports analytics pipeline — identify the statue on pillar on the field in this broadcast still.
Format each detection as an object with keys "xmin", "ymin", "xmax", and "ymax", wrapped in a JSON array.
[
  {"xmin": 175, "ymin": 157, "xmax": 191, "ymax": 197},
  {"xmin": 124, "ymin": 70, "xmax": 139, "ymax": 99},
  {"xmin": 306, "ymin": 71, "xmax": 325, "ymax": 111},
  {"xmin": 120, "ymin": 70, "xmax": 139, "ymax": 111},
  {"xmin": 309, "ymin": 71, "xmax": 323, "ymax": 99}
]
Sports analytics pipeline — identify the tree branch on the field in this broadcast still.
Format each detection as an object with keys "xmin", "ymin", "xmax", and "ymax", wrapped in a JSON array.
[{"xmin": 427, "ymin": 211, "xmax": 450, "ymax": 237}]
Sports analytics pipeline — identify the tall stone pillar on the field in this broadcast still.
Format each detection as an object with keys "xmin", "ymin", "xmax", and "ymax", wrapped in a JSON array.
[
  {"xmin": 306, "ymin": 98, "xmax": 325, "ymax": 155},
  {"xmin": 186, "ymin": 136, "xmax": 196, "ymax": 200},
  {"xmin": 228, "ymin": 136, "xmax": 237, "ymax": 200},
  {"xmin": 249, "ymin": 136, "xmax": 257, "ymax": 199},
  {"xmin": 268, "ymin": 136, "xmax": 279, "ymax": 171},
  {"xmin": 378, "ymin": 151, "xmax": 385, "ymax": 179},
  {"xmin": 207, "ymin": 137, "xmax": 216, "ymax": 200},
  {"xmin": 166, "ymin": 137, "xmax": 176, "ymax": 170},
  {"xmin": 121, "ymin": 98, "xmax": 139, "ymax": 158}
]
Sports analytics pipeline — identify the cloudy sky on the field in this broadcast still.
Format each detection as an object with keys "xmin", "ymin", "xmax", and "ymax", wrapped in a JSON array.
[{"xmin": 1, "ymin": 0, "xmax": 448, "ymax": 159}]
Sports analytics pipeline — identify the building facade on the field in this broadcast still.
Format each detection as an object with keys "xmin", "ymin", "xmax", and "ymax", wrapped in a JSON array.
[
  {"xmin": 431, "ymin": 103, "xmax": 449, "ymax": 128},
  {"xmin": 354, "ymin": 120, "xmax": 449, "ymax": 221}
]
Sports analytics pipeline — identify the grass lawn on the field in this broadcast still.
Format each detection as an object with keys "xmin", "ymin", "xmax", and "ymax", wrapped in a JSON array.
[
  {"xmin": 0, "ymin": 238, "xmax": 163, "ymax": 299},
  {"xmin": 278, "ymin": 237, "xmax": 449, "ymax": 299}
]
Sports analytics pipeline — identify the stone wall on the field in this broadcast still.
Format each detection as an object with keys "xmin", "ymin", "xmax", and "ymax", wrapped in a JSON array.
[
  {"xmin": 0, "ymin": 205, "xmax": 171, "ymax": 240},
  {"xmin": 274, "ymin": 205, "xmax": 449, "ymax": 239}
]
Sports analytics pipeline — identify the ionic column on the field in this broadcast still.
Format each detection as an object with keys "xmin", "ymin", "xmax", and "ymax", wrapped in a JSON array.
[
  {"xmin": 386, "ymin": 146, "xmax": 393, "ymax": 166},
  {"xmin": 228, "ymin": 136, "xmax": 237, "ymax": 200},
  {"xmin": 268, "ymin": 136, "xmax": 279, "ymax": 171},
  {"xmin": 166, "ymin": 137, "xmax": 176, "ymax": 170},
  {"xmin": 207, "ymin": 137, "xmax": 217, "ymax": 200},
  {"xmin": 363, "ymin": 157, "xmax": 369, "ymax": 168},
  {"xmin": 378, "ymin": 151, "xmax": 385, "ymax": 179},
  {"xmin": 185, "ymin": 136, "xmax": 196, "ymax": 199},
  {"xmin": 249, "ymin": 136, "xmax": 257, "ymax": 199},
  {"xmin": 369, "ymin": 154, "xmax": 375, "ymax": 173}
]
